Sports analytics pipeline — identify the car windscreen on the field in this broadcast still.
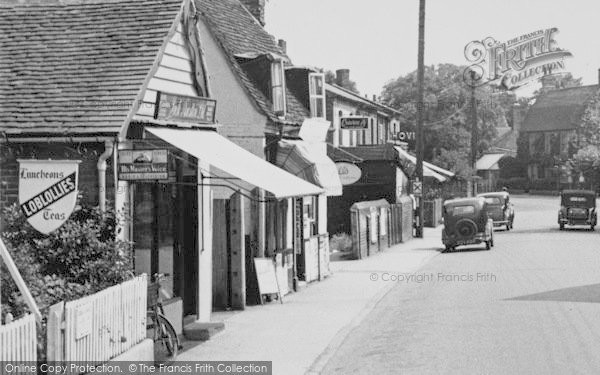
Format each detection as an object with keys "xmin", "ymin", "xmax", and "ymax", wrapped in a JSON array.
[
  {"xmin": 562, "ymin": 195, "xmax": 595, "ymax": 207},
  {"xmin": 446, "ymin": 205, "xmax": 475, "ymax": 216},
  {"xmin": 482, "ymin": 197, "xmax": 502, "ymax": 205}
]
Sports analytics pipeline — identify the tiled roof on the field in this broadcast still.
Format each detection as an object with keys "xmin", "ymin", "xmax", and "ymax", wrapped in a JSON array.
[
  {"xmin": 522, "ymin": 85, "xmax": 599, "ymax": 132},
  {"xmin": 196, "ymin": 0, "xmax": 308, "ymax": 126},
  {"xmin": 0, "ymin": 0, "xmax": 183, "ymax": 135}
]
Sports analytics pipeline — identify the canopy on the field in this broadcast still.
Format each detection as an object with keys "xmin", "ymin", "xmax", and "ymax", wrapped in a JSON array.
[
  {"xmin": 146, "ymin": 128, "xmax": 324, "ymax": 199},
  {"xmin": 394, "ymin": 146, "xmax": 454, "ymax": 182},
  {"xmin": 276, "ymin": 140, "xmax": 343, "ymax": 196}
]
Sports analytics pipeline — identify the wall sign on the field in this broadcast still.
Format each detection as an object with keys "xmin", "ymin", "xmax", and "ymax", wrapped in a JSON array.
[
  {"xmin": 118, "ymin": 149, "xmax": 168, "ymax": 181},
  {"xmin": 155, "ymin": 91, "xmax": 216, "ymax": 124},
  {"xmin": 391, "ymin": 131, "xmax": 416, "ymax": 142},
  {"xmin": 18, "ymin": 160, "xmax": 80, "ymax": 234},
  {"xmin": 335, "ymin": 162, "xmax": 362, "ymax": 185},
  {"xmin": 340, "ymin": 116, "xmax": 369, "ymax": 130}
]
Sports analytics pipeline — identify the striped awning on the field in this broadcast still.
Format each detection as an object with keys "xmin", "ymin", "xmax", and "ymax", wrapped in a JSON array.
[{"xmin": 276, "ymin": 140, "xmax": 343, "ymax": 196}]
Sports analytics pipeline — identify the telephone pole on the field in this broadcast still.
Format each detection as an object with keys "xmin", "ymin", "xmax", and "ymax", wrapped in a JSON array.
[
  {"xmin": 469, "ymin": 77, "xmax": 478, "ymax": 197},
  {"xmin": 414, "ymin": 0, "xmax": 425, "ymax": 238}
]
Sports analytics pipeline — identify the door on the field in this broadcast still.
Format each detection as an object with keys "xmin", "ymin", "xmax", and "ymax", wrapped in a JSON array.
[{"xmin": 181, "ymin": 177, "xmax": 198, "ymax": 316}]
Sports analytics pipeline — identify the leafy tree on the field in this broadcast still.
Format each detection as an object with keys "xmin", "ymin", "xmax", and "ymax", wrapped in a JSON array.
[{"xmin": 381, "ymin": 63, "xmax": 507, "ymax": 177}]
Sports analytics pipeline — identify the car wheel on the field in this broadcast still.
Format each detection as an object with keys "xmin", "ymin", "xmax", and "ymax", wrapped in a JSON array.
[
  {"xmin": 591, "ymin": 225, "xmax": 595, "ymax": 231},
  {"xmin": 559, "ymin": 223, "xmax": 564, "ymax": 230},
  {"xmin": 506, "ymin": 223, "xmax": 510, "ymax": 231},
  {"xmin": 485, "ymin": 241, "xmax": 491, "ymax": 250}
]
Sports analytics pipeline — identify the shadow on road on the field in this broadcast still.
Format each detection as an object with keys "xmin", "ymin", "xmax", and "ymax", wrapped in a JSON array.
[{"xmin": 507, "ymin": 283, "xmax": 600, "ymax": 304}]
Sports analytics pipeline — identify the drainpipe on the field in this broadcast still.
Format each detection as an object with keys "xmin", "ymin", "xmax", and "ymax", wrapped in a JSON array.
[{"xmin": 97, "ymin": 140, "xmax": 114, "ymax": 212}]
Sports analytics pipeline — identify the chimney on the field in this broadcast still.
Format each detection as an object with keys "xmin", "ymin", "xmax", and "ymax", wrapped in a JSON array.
[
  {"xmin": 597, "ymin": 68, "xmax": 600, "ymax": 85},
  {"xmin": 540, "ymin": 75, "xmax": 558, "ymax": 94},
  {"xmin": 372, "ymin": 94, "xmax": 377, "ymax": 102},
  {"xmin": 335, "ymin": 69, "xmax": 350, "ymax": 87},
  {"xmin": 240, "ymin": 0, "xmax": 266, "ymax": 26},
  {"xmin": 512, "ymin": 103, "xmax": 522, "ymax": 132},
  {"xmin": 278, "ymin": 39, "xmax": 287, "ymax": 54}
]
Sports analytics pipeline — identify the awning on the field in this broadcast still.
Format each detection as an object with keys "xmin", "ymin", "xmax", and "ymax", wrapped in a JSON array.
[
  {"xmin": 146, "ymin": 128, "xmax": 324, "ymax": 199},
  {"xmin": 276, "ymin": 140, "xmax": 343, "ymax": 196},
  {"xmin": 394, "ymin": 146, "xmax": 454, "ymax": 182}
]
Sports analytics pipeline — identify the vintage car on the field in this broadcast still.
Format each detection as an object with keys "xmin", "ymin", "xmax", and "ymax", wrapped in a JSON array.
[
  {"xmin": 477, "ymin": 191, "xmax": 514, "ymax": 230},
  {"xmin": 558, "ymin": 190, "xmax": 597, "ymax": 230},
  {"xmin": 442, "ymin": 197, "xmax": 494, "ymax": 251}
]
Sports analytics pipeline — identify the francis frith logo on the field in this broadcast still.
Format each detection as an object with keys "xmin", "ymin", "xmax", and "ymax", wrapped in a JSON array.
[{"xmin": 464, "ymin": 27, "xmax": 572, "ymax": 90}]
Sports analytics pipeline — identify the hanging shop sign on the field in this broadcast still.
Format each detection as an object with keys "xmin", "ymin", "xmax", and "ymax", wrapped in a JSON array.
[
  {"xmin": 154, "ymin": 91, "xmax": 217, "ymax": 124},
  {"xmin": 335, "ymin": 162, "xmax": 362, "ymax": 185},
  {"xmin": 118, "ymin": 149, "xmax": 168, "ymax": 181},
  {"xmin": 18, "ymin": 160, "xmax": 80, "ymax": 234},
  {"xmin": 340, "ymin": 116, "xmax": 369, "ymax": 130}
]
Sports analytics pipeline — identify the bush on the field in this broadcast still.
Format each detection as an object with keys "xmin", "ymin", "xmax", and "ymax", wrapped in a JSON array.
[
  {"xmin": 529, "ymin": 178, "xmax": 559, "ymax": 191},
  {"xmin": 0, "ymin": 202, "xmax": 133, "ymax": 361},
  {"xmin": 330, "ymin": 233, "xmax": 353, "ymax": 253}
]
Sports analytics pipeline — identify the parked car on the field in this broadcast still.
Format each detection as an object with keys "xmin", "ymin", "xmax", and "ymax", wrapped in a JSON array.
[
  {"xmin": 442, "ymin": 197, "xmax": 494, "ymax": 252},
  {"xmin": 558, "ymin": 190, "xmax": 597, "ymax": 230},
  {"xmin": 477, "ymin": 191, "xmax": 514, "ymax": 230}
]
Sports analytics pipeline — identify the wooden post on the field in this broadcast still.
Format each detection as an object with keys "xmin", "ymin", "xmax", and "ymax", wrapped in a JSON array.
[
  {"xmin": 229, "ymin": 192, "xmax": 246, "ymax": 309},
  {"xmin": 0, "ymin": 238, "xmax": 41, "ymax": 322},
  {"xmin": 151, "ymin": 182, "xmax": 160, "ymax": 278},
  {"xmin": 46, "ymin": 302, "xmax": 65, "ymax": 362}
]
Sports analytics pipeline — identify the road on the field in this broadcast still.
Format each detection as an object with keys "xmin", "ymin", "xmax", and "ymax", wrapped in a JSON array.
[{"xmin": 321, "ymin": 195, "xmax": 600, "ymax": 374}]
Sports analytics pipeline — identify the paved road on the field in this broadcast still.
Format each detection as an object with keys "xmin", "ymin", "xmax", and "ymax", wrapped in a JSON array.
[{"xmin": 321, "ymin": 195, "xmax": 600, "ymax": 374}]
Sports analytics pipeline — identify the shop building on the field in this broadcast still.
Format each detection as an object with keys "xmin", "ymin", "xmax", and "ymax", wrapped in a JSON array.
[
  {"xmin": 326, "ymin": 70, "xmax": 403, "ymax": 147},
  {"xmin": 0, "ymin": 0, "xmax": 323, "ymax": 332}
]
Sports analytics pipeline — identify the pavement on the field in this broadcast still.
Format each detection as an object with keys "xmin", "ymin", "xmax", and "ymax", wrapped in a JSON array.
[{"xmin": 177, "ymin": 227, "xmax": 443, "ymax": 375}]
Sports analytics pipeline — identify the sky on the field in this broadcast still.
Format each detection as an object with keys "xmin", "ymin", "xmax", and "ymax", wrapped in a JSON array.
[{"xmin": 264, "ymin": 0, "xmax": 600, "ymax": 98}]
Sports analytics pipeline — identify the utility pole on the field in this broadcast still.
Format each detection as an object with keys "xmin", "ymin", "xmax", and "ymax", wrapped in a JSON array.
[
  {"xmin": 469, "ymin": 72, "xmax": 478, "ymax": 197},
  {"xmin": 414, "ymin": 0, "xmax": 425, "ymax": 238}
]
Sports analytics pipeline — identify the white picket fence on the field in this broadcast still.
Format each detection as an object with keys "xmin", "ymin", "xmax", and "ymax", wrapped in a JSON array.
[
  {"xmin": 47, "ymin": 275, "xmax": 147, "ymax": 365},
  {"xmin": 0, "ymin": 314, "xmax": 37, "ymax": 362}
]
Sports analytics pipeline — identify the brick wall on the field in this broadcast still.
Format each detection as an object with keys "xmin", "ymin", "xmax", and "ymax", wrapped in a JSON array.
[{"xmin": 0, "ymin": 142, "xmax": 115, "ymax": 213}]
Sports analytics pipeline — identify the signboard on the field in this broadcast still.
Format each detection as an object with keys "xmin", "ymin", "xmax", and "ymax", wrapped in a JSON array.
[
  {"xmin": 18, "ymin": 160, "xmax": 80, "ymax": 235},
  {"xmin": 118, "ymin": 149, "xmax": 168, "ymax": 181},
  {"xmin": 391, "ymin": 131, "xmax": 416, "ymax": 142},
  {"xmin": 336, "ymin": 162, "xmax": 362, "ymax": 185},
  {"xmin": 253, "ymin": 258, "xmax": 283, "ymax": 304},
  {"xmin": 155, "ymin": 91, "xmax": 216, "ymax": 124},
  {"xmin": 412, "ymin": 180, "xmax": 423, "ymax": 197},
  {"xmin": 340, "ymin": 116, "xmax": 369, "ymax": 130}
]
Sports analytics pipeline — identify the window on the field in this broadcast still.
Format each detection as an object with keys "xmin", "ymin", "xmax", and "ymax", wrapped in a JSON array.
[
  {"xmin": 271, "ymin": 60, "xmax": 286, "ymax": 116},
  {"xmin": 302, "ymin": 196, "xmax": 318, "ymax": 237},
  {"xmin": 309, "ymin": 73, "xmax": 325, "ymax": 118}
]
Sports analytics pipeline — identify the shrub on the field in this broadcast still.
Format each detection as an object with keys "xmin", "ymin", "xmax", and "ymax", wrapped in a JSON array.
[
  {"xmin": 497, "ymin": 177, "xmax": 529, "ymax": 191},
  {"xmin": 0, "ymin": 202, "xmax": 133, "ymax": 361},
  {"xmin": 330, "ymin": 233, "xmax": 353, "ymax": 253}
]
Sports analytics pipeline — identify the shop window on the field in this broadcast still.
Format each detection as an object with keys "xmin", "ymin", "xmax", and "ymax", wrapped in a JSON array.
[
  {"xmin": 133, "ymin": 183, "xmax": 175, "ymax": 297},
  {"xmin": 302, "ymin": 196, "xmax": 318, "ymax": 238},
  {"xmin": 309, "ymin": 73, "xmax": 325, "ymax": 118},
  {"xmin": 271, "ymin": 59, "xmax": 286, "ymax": 116}
]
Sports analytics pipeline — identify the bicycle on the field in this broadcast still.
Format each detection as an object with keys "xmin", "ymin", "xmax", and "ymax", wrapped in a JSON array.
[{"xmin": 147, "ymin": 273, "xmax": 180, "ymax": 361}]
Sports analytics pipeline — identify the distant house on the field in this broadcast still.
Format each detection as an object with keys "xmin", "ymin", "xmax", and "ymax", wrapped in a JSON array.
[
  {"xmin": 519, "ymin": 74, "xmax": 600, "ymax": 181},
  {"xmin": 476, "ymin": 153, "xmax": 506, "ymax": 188}
]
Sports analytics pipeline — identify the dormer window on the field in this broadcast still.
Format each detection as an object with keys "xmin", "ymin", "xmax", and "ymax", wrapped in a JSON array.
[
  {"xmin": 309, "ymin": 73, "xmax": 325, "ymax": 118},
  {"xmin": 271, "ymin": 59, "xmax": 286, "ymax": 116}
]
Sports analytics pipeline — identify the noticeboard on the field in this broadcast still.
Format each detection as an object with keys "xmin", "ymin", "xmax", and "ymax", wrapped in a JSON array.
[{"xmin": 253, "ymin": 258, "xmax": 283, "ymax": 304}]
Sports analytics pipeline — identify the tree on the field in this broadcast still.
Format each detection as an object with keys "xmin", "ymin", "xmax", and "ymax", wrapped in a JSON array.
[{"xmin": 381, "ymin": 63, "xmax": 507, "ymax": 177}]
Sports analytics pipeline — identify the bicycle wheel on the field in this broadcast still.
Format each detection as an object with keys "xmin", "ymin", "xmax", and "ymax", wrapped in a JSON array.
[{"xmin": 147, "ymin": 312, "xmax": 179, "ymax": 361}]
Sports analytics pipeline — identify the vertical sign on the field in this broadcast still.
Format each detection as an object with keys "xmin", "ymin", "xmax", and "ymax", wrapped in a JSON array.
[{"xmin": 18, "ymin": 160, "xmax": 80, "ymax": 234}]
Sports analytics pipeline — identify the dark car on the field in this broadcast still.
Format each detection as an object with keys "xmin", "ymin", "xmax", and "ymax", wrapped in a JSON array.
[
  {"xmin": 558, "ymin": 190, "xmax": 597, "ymax": 230},
  {"xmin": 477, "ymin": 191, "xmax": 514, "ymax": 231},
  {"xmin": 442, "ymin": 197, "xmax": 494, "ymax": 252}
]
